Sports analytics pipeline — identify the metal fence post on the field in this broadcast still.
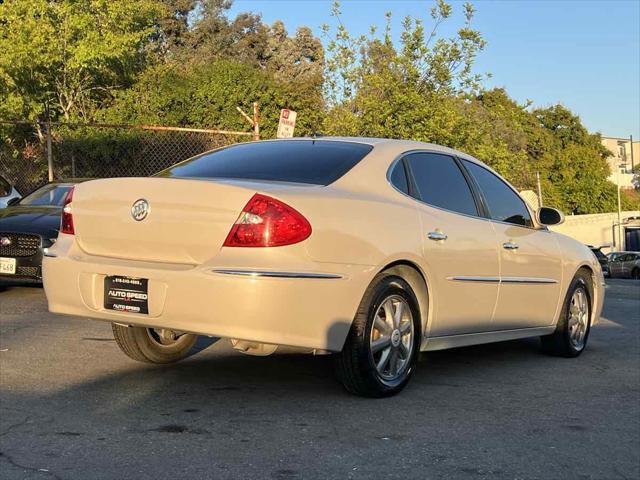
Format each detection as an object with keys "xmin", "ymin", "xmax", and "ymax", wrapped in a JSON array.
[
  {"xmin": 252, "ymin": 102, "xmax": 260, "ymax": 141},
  {"xmin": 46, "ymin": 120, "xmax": 53, "ymax": 182}
]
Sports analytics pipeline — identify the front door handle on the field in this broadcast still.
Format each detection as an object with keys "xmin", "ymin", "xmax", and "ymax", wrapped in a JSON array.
[
  {"xmin": 503, "ymin": 242, "xmax": 519, "ymax": 250},
  {"xmin": 428, "ymin": 231, "xmax": 448, "ymax": 241}
]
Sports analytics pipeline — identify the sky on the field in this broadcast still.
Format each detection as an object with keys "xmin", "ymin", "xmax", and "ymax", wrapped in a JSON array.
[{"xmin": 229, "ymin": 0, "xmax": 640, "ymax": 139}]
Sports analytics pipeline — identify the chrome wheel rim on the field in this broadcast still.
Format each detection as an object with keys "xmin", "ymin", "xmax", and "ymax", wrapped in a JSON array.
[
  {"xmin": 568, "ymin": 287, "xmax": 589, "ymax": 350},
  {"xmin": 370, "ymin": 295, "xmax": 414, "ymax": 381}
]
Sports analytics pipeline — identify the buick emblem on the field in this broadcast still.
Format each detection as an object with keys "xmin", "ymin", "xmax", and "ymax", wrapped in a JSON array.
[
  {"xmin": 0, "ymin": 236, "xmax": 11, "ymax": 247},
  {"xmin": 131, "ymin": 199, "xmax": 150, "ymax": 221}
]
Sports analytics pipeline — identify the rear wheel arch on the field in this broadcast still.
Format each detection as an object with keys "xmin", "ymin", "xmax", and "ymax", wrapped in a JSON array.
[{"xmin": 377, "ymin": 260, "xmax": 430, "ymax": 341}]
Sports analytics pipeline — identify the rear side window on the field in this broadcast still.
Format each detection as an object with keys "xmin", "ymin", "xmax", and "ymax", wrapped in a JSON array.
[
  {"xmin": 158, "ymin": 140, "xmax": 373, "ymax": 186},
  {"xmin": 462, "ymin": 160, "xmax": 532, "ymax": 227},
  {"xmin": 389, "ymin": 161, "xmax": 409, "ymax": 194},
  {"xmin": 405, "ymin": 153, "xmax": 478, "ymax": 216}
]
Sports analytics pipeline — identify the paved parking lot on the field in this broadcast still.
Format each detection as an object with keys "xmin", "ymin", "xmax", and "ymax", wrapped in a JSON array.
[{"xmin": 0, "ymin": 279, "xmax": 639, "ymax": 479}]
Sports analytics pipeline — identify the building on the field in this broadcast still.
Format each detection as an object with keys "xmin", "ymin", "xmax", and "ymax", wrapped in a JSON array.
[{"xmin": 601, "ymin": 136, "xmax": 639, "ymax": 189}]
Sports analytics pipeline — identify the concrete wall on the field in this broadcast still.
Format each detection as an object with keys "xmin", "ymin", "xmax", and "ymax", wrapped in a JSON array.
[{"xmin": 550, "ymin": 211, "xmax": 640, "ymax": 251}]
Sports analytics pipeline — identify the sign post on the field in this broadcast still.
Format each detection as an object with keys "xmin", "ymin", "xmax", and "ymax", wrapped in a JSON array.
[{"xmin": 277, "ymin": 109, "xmax": 297, "ymax": 139}]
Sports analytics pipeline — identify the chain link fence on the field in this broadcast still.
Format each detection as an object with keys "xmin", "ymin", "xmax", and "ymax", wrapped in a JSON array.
[{"xmin": 0, "ymin": 121, "xmax": 253, "ymax": 195}]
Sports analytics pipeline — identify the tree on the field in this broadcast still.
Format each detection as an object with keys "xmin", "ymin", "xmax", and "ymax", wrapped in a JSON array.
[
  {"xmin": 0, "ymin": 0, "xmax": 165, "ymax": 122},
  {"xmin": 319, "ymin": 1, "xmax": 634, "ymax": 214},
  {"xmin": 100, "ymin": 59, "xmax": 324, "ymax": 137}
]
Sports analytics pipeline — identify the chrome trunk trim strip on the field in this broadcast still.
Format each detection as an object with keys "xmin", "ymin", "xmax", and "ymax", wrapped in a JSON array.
[{"xmin": 211, "ymin": 269, "xmax": 343, "ymax": 279}]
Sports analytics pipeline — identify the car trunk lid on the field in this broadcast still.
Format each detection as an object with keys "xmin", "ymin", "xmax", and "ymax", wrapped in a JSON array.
[{"xmin": 71, "ymin": 177, "xmax": 263, "ymax": 264}]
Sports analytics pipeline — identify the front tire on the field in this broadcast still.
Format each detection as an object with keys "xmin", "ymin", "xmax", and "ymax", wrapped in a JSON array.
[
  {"xmin": 541, "ymin": 271, "xmax": 592, "ymax": 357},
  {"xmin": 632, "ymin": 268, "xmax": 640, "ymax": 280},
  {"xmin": 335, "ymin": 273, "xmax": 421, "ymax": 397},
  {"xmin": 112, "ymin": 324, "xmax": 198, "ymax": 364}
]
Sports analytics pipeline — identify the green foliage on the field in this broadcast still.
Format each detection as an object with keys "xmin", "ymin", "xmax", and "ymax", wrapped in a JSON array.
[
  {"xmin": 0, "ymin": 0, "xmax": 165, "ymax": 121},
  {"xmin": 100, "ymin": 59, "xmax": 324, "ymax": 137},
  {"xmin": 0, "ymin": 0, "xmax": 633, "ymax": 214},
  {"xmin": 321, "ymin": 1, "xmax": 624, "ymax": 215}
]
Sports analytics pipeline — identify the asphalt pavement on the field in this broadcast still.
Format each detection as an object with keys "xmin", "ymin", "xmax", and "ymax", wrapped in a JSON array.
[{"xmin": 0, "ymin": 279, "xmax": 639, "ymax": 479}]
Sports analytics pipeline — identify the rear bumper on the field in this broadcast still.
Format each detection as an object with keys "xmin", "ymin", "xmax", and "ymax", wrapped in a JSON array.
[{"xmin": 42, "ymin": 248, "xmax": 373, "ymax": 352}]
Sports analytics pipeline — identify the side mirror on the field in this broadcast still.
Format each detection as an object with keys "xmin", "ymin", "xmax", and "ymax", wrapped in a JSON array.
[
  {"xmin": 7, "ymin": 197, "xmax": 20, "ymax": 206},
  {"xmin": 537, "ymin": 207, "xmax": 564, "ymax": 226}
]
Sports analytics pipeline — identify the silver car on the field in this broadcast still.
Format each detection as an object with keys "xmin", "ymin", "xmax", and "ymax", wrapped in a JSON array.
[
  {"xmin": 0, "ymin": 175, "xmax": 21, "ymax": 208},
  {"xmin": 608, "ymin": 252, "xmax": 640, "ymax": 280}
]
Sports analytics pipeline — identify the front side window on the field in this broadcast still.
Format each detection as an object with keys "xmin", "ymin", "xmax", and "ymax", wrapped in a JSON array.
[
  {"xmin": 158, "ymin": 140, "xmax": 374, "ymax": 186},
  {"xmin": 462, "ymin": 160, "xmax": 532, "ymax": 227},
  {"xmin": 405, "ymin": 153, "xmax": 478, "ymax": 216}
]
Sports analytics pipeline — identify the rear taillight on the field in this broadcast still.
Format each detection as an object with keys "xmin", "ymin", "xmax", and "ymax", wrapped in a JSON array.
[
  {"xmin": 223, "ymin": 193, "xmax": 312, "ymax": 247},
  {"xmin": 60, "ymin": 186, "xmax": 75, "ymax": 235}
]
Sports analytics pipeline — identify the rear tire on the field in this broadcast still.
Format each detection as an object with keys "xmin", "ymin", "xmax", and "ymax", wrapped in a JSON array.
[
  {"xmin": 112, "ymin": 324, "xmax": 198, "ymax": 364},
  {"xmin": 541, "ymin": 271, "xmax": 592, "ymax": 358},
  {"xmin": 335, "ymin": 273, "xmax": 421, "ymax": 397}
]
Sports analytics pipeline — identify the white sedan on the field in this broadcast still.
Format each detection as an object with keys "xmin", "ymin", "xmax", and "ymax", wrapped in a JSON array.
[
  {"xmin": 0, "ymin": 175, "xmax": 21, "ymax": 208},
  {"xmin": 42, "ymin": 138, "xmax": 604, "ymax": 397}
]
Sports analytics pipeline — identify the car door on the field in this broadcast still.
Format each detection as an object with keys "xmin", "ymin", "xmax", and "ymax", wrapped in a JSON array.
[
  {"xmin": 461, "ymin": 159, "xmax": 563, "ymax": 329},
  {"xmin": 400, "ymin": 152, "xmax": 500, "ymax": 336},
  {"xmin": 609, "ymin": 254, "xmax": 626, "ymax": 278},
  {"xmin": 622, "ymin": 254, "xmax": 639, "ymax": 278}
]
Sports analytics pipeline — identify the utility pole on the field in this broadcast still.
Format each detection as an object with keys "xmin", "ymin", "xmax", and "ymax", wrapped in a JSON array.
[
  {"xmin": 630, "ymin": 134, "xmax": 635, "ymax": 172},
  {"xmin": 536, "ymin": 171, "xmax": 543, "ymax": 208},
  {"xmin": 616, "ymin": 165, "xmax": 623, "ymax": 251}
]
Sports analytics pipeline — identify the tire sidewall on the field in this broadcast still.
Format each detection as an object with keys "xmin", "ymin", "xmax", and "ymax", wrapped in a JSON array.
[
  {"xmin": 363, "ymin": 276, "xmax": 421, "ymax": 393},
  {"xmin": 561, "ymin": 276, "xmax": 592, "ymax": 356}
]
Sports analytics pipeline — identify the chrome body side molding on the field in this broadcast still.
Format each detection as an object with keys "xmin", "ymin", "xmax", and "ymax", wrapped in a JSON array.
[
  {"xmin": 448, "ymin": 276, "xmax": 558, "ymax": 285},
  {"xmin": 211, "ymin": 269, "xmax": 343, "ymax": 279}
]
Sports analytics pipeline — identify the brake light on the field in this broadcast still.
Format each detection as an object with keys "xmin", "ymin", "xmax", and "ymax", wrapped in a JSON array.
[
  {"xmin": 223, "ymin": 193, "xmax": 312, "ymax": 247},
  {"xmin": 60, "ymin": 186, "xmax": 75, "ymax": 235}
]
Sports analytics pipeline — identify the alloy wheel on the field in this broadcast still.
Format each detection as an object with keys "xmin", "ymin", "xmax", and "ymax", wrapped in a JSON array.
[
  {"xmin": 369, "ymin": 294, "xmax": 415, "ymax": 382},
  {"xmin": 568, "ymin": 287, "xmax": 589, "ymax": 350}
]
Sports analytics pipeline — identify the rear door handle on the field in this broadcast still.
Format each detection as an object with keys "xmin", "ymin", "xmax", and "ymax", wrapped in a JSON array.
[
  {"xmin": 503, "ymin": 242, "xmax": 519, "ymax": 250},
  {"xmin": 428, "ymin": 231, "xmax": 448, "ymax": 241}
]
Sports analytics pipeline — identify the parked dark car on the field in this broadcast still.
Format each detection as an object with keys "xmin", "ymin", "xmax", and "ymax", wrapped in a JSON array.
[
  {"xmin": 588, "ymin": 245, "xmax": 610, "ymax": 277},
  {"xmin": 608, "ymin": 252, "xmax": 640, "ymax": 279},
  {"xmin": 0, "ymin": 180, "xmax": 88, "ymax": 285},
  {"xmin": 607, "ymin": 251, "xmax": 626, "ymax": 263}
]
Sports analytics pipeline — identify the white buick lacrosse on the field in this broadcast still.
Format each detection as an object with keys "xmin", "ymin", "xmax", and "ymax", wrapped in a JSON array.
[{"xmin": 42, "ymin": 138, "xmax": 604, "ymax": 397}]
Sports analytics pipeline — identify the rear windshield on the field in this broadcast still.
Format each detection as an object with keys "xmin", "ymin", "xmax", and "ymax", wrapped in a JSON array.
[
  {"xmin": 19, "ymin": 184, "xmax": 73, "ymax": 206},
  {"xmin": 157, "ymin": 140, "xmax": 373, "ymax": 186}
]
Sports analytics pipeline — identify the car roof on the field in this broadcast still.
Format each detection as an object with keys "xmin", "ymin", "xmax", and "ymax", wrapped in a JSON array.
[{"xmin": 275, "ymin": 136, "xmax": 486, "ymax": 166}]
